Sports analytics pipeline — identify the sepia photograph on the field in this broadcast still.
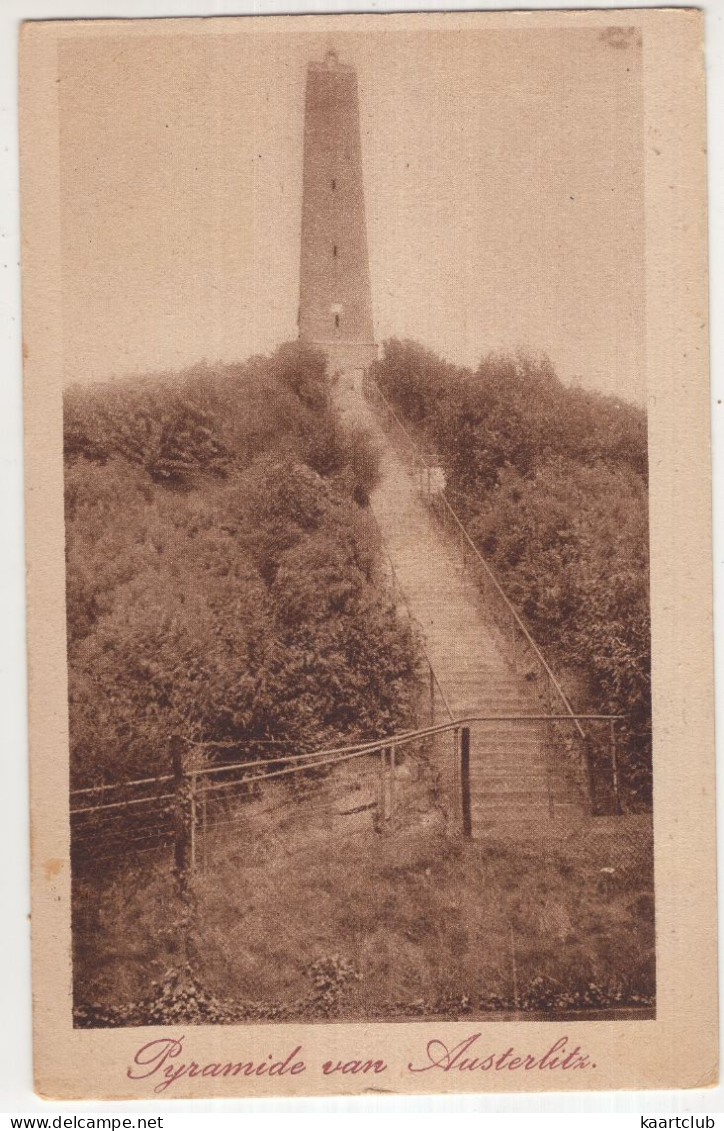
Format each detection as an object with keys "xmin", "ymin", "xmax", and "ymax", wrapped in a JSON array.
[
  {"xmin": 59, "ymin": 21, "xmax": 653, "ymax": 1031},
  {"xmin": 19, "ymin": 8, "xmax": 715, "ymax": 1100}
]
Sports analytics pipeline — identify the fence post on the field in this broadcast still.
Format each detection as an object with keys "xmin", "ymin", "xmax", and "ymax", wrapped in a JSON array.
[
  {"xmin": 451, "ymin": 726, "xmax": 461, "ymax": 833},
  {"xmin": 375, "ymin": 748, "xmax": 385, "ymax": 835},
  {"xmin": 610, "ymin": 719, "xmax": 622, "ymax": 815},
  {"xmin": 189, "ymin": 767, "xmax": 197, "ymax": 872},
  {"xmin": 510, "ymin": 612, "xmax": 518, "ymax": 669},
  {"xmin": 545, "ymin": 717, "xmax": 555, "ymax": 819},
  {"xmin": 389, "ymin": 745, "xmax": 396, "ymax": 828},
  {"xmin": 171, "ymin": 734, "xmax": 190, "ymax": 888},
  {"xmin": 583, "ymin": 734, "xmax": 598, "ymax": 816},
  {"xmin": 460, "ymin": 726, "xmax": 472, "ymax": 839}
]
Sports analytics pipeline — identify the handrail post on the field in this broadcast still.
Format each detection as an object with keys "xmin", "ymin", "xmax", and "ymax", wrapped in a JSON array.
[{"xmin": 460, "ymin": 726, "xmax": 472, "ymax": 839}]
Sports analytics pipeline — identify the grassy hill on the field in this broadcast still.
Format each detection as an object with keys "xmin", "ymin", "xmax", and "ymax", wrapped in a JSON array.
[
  {"xmin": 67, "ymin": 340, "xmax": 654, "ymax": 1026},
  {"xmin": 74, "ymin": 783, "xmax": 654, "ymax": 1026}
]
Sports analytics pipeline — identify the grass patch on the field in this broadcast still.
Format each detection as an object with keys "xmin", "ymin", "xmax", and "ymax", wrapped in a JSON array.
[{"xmin": 73, "ymin": 764, "xmax": 654, "ymax": 1025}]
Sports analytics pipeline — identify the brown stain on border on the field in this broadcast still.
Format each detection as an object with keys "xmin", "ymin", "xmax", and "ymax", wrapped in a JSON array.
[{"xmin": 43, "ymin": 858, "xmax": 63, "ymax": 881}]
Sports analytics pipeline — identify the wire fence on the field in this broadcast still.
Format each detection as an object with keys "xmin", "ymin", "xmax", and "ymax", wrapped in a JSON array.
[
  {"xmin": 70, "ymin": 710, "xmax": 626, "ymax": 886},
  {"xmin": 69, "ymin": 724, "xmax": 448, "ymax": 875}
]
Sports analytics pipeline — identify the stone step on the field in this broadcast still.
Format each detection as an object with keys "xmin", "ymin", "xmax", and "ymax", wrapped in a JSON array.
[
  {"xmin": 475, "ymin": 796, "xmax": 583, "ymax": 814},
  {"xmin": 466, "ymin": 742, "xmax": 548, "ymax": 757},
  {"xmin": 467, "ymin": 752, "xmax": 550, "ymax": 764},
  {"xmin": 448, "ymin": 703, "xmax": 541, "ymax": 716},
  {"xmin": 442, "ymin": 679, "xmax": 526, "ymax": 688},
  {"xmin": 447, "ymin": 672, "xmax": 532, "ymax": 685},
  {"xmin": 471, "ymin": 730, "xmax": 547, "ymax": 740},
  {"xmin": 354, "ymin": 388, "xmax": 587, "ymax": 833},
  {"xmin": 470, "ymin": 772, "xmax": 554, "ymax": 785},
  {"xmin": 471, "ymin": 784, "xmax": 581, "ymax": 801},
  {"xmin": 454, "ymin": 697, "xmax": 536, "ymax": 712},
  {"xmin": 443, "ymin": 678, "xmax": 525, "ymax": 688},
  {"xmin": 470, "ymin": 768, "xmax": 551, "ymax": 783},
  {"xmin": 471, "ymin": 718, "xmax": 546, "ymax": 728},
  {"xmin": 449, "ymin": 690, "xmax": 539, "ymax": 702},
  {"xmin": 471, "ymin": 809, "xmax": 583, "ymax": 829},
  {"xmin": 470, "ymin": 769, "xmax": 547, "ymax": 778},
  {"xmin": 473, "ymin": 738, "xmax": 545, "ymax": 751},
  {"xmin": 461, "ymin": 714, "xmax": 551, "ymax": 729},
  {"xmin": 469, "ymin": 771, "xmax": 581, "ymax": 789},
  {"xmin": 470, "ymin": 769, "xmax": 551, "ymax": 781},
  {"xmin": 468, "ymin": 740, "xmax": 548, "ymax": 753},
  {"xmin": 450, "ymin": 717, "xmax": 542, "ymax": 728}
]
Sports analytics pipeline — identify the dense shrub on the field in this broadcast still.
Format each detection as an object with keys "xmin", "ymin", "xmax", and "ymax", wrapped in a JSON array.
[
  {"xmin": 65, "ymin": 343, "xmax": 418, "ymax": 790},
  {"xmin": 372, "ymin": 339, "xmax": 651, "ymax": 806}
]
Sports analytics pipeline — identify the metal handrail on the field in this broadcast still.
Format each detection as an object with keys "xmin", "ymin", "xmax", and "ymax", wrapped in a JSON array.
[
  {"xmin": 365, "ymin": 376, "xmax": 587, "ymax": 743},
  {"xmin": 193, "ymin": 713, "xmax": 622, "ymax": 798},
  {"xmin": 193, "ymin": 713, "xmax": 621, "ymax": 777},
  {"xmin": 70, "ymin": 772, "xmax": 174, "ymax": 797},
  {"xmin": 71, "ymin": 792, "xmax": 176, "ymax": 817},
  {"xmin": 69, "ymin": 712, "xmax": 621, "ymax": 815}
]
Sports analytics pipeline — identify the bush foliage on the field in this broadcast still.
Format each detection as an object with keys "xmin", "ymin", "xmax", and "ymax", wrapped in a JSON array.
[
  {"xmin": 372, "ymin": 339, "xmax": 651, "ymax": 806},
  {"xmin": 65, "ymin": 343, "xmax": 419, "ymax": 789}
]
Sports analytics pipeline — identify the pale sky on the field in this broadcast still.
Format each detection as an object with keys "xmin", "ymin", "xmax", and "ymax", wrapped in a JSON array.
[{"xmin": 59, "ymin": 24, "xmax": 644, "ymax": 401}]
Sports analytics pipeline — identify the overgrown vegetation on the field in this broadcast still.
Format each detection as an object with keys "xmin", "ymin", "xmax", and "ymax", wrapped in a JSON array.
[
  {"xmin": 372, "ymin": 339, "xmax": 651, "ymax": 807},
  {"xmin": 67, "ymin": 338, "xmax": 654, "ymax": 1026},
  {"xmin": 64, "ymin": 342, "xmax": 420, "ymax": 790}
]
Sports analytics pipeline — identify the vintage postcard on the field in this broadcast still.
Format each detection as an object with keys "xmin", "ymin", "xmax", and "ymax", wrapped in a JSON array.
[{"xmin": 20, "ymin": 8, "xmax": 716, "ymax": 1099}]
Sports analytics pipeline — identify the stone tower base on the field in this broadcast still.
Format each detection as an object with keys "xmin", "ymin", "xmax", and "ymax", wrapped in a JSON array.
[{"xmin": 307, "ymin": 339, "xmax": 378, "ymax": 377}]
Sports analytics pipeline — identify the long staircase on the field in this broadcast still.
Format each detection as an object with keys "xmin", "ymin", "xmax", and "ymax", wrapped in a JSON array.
[{"xmin": 339, "ymin": 376, "xmax": 587, "ymax": 833}]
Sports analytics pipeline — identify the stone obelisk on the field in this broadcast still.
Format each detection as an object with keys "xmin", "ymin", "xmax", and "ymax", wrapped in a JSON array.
[{"xmin": 298, "ymin": 49, "xmax": 376, "ymax": 379}]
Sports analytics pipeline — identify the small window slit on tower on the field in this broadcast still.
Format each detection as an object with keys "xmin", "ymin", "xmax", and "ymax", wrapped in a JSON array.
[
  {"xmin": 333, "ymin": 244, "xmax": 338, "ymax": 257},
  {"xmin": 331, "ymin": 178, "xmax": 336, "ymax": 190},
  {"xmin": 335, "ymin": 314, "xmax": 340, "ymax": 328}
]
